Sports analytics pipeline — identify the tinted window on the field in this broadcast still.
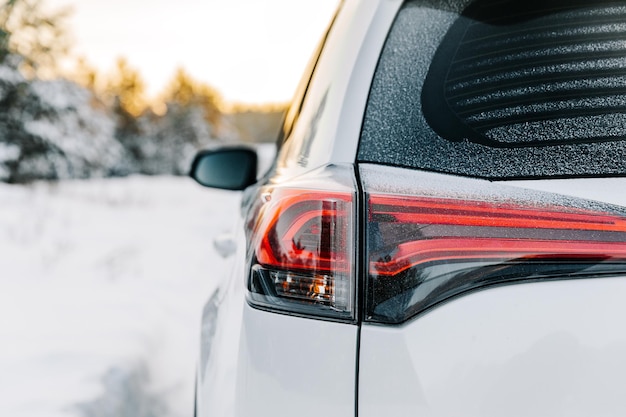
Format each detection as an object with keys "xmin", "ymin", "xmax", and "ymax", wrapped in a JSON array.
[
  {"xmin": 275, "ymin": 5, "xmax": 340, "ymax": 169},
  {"xmin": 359, "ymin": 0, "xmax": 626, "ymax": 179}
]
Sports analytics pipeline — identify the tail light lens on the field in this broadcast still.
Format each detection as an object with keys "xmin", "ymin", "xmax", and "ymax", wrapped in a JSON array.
[
  {"xmin": 363, "ymin": 166, "xmax": 626, "ymax": 324},
  {"xmin": 247, "ymin": 166, "xmax": 356, "ymax": 321},
  {"xmin": 245, "ymin": 164, "xmax": 626, "ymax": 324}
]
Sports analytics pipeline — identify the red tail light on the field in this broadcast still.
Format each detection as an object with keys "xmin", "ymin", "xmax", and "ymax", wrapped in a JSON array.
[
  {"xmin": 370, "ymin": 196, "xmax": 626, "ymax": 277},
  {"xmin": 245, "ymin": 164, "xmax": 626, "ymax": 324},
  {"xmin": 255, "ymin": 192, "xmax": 352, "ymax": 274},
  {"xmin": 364, "ymin": 169, "xmax": 626, "ymax": 324},
  {"xmin": 247, "ymin": 167, "xmax": 356, "ymax": 321}
]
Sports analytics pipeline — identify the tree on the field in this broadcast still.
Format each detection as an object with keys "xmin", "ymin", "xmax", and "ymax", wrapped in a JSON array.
[
  {"xmin": 162, "ymin": 67, "xmax": 222, "ymax": 127},
  {"xmin": 0, "ymin": 60, "xmax": 131, "ymax": 182},
  {"xmin": 0, "ymin": 0, "xmax": 71, "ymax": 77},
  {"xmin": 105, "ymin": 57, "xmax": 147, "ymax": 117},
  {"xmin": 73, "ymin": 56, "xmax": 98, "ymax": 92}
]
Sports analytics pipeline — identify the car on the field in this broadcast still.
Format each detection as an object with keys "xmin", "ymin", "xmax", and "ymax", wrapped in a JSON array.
[{"xmin": 190, "ymin": 0, "xmax": 626, "ymax": 416}]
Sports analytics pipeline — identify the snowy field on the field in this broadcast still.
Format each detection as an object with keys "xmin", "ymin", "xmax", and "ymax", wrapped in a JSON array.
[{"xmin": 0, "ymin": 175, "xmax": 242, "ymax": 417}]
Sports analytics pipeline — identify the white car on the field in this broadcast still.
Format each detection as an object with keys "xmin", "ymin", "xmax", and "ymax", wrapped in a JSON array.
[{"xmin": 191, "ymin": 1, "xmax": 626, "ymax": 416}]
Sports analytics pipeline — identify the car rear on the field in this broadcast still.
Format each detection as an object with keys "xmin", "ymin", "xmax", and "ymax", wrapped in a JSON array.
[
  {"xmin": 357, "ymin": 1, "xmax": 626, "ymax": 415},
  {"xmin": 195, "ymin": 1, "xmax": 626, "ymax": 416}
]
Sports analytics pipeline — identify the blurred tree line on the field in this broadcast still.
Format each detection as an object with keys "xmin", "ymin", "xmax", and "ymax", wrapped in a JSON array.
[{"xmin": 0, "ymin": 0, "xmax": 286, "ymax": 183}]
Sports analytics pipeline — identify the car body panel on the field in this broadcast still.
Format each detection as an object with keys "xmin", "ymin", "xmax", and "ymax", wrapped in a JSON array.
[
  {"xmin": 195, "ymin": 3, "xmax": 395, "ymax": 414},
  {"xmin": 196, "ymin": 204, "xmax": 359, "ymax": 417},
  {"xmin": 509, "ymin": 178, "xmax": 626, "ymax": 209},
  {"xmin": 359, "ymin": 276, "xmax": 626, "ymax": 417},
  {"xmin": 235, "ymin": 304, "xmax": 358, "ymax": 417},
  {"xmin": 196, "ymin": 207, "xmax": 247, "ymax": 417}
]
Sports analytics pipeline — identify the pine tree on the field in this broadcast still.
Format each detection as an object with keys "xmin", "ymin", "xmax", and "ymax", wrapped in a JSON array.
[
  {"xmin": 105, "ymin": 57, "xmax": 147, "ymax": 117},
  {"xmin": 162, "ymin": 67, "xmax": 222, "ymax": 127}
]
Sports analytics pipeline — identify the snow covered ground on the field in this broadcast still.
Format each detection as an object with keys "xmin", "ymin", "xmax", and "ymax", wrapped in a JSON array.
[{"xmin": 0, "ymin": 175, "xmax": 242, "ymax": 417}]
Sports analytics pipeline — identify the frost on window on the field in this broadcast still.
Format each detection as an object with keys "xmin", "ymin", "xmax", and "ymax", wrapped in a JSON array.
[
  {"xmin": 422, "ymin": 0, "xmax": 626, "ymax": 148},
  {"xmin": 358, "ymin": 0, "xmax": 626, "ymax": 179}
]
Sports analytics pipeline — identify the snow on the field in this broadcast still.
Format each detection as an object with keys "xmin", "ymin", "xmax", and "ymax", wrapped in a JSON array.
[
  {"xmin": 0, "ymin": 143, "xmax": 20, "ymax": 180},
  {"xmin": 0, "ymin": 175, "xmax": 242, "ymax": 417},
  {"xmin": 24, "ymin": 79, "xmax": 125, "ymax": 176},
  {"xmin": 360, "ymin": 163, "xmax": 626, "ymax": 216},
  {"xmin": 0, "ymin": 62, "xmax": 130, "ymax": 182}
]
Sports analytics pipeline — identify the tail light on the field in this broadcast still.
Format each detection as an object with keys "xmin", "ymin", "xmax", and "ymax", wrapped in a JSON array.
[
  {"xmin": 363, "ymin": 166, "xmax": 626, "ymax": 324},
  {"xmin": 245, "ymin": 164, "xmax": 626, "ymax": 324},
  {"xmin": 247, "ymin": 166, "xmax": 356, "ymax": 321}
]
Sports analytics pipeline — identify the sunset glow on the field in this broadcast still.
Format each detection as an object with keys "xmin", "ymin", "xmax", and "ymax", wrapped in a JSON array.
[{"xmin": 47, "ymin": 0, "xmax": 339, "ymax": 104}]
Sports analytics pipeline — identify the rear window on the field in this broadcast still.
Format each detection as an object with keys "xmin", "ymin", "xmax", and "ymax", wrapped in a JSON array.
[{"xmin": 358, "ymin": 0, "xmax": 626, "ymax": 179}]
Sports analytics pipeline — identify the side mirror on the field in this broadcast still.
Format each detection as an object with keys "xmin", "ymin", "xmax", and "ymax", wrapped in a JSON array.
[{"xmin": 189, "ymin": 147, "xmax": 258, "ymax": 190}]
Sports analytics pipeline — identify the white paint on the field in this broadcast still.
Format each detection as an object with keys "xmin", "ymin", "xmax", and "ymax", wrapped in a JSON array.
[{"xmin": 360, "ymin": 277, "xmax": 626, "ymax": 417}]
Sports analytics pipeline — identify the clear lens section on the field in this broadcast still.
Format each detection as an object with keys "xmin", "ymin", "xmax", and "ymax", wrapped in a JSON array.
[
  {"xmin": 246, "ymin": 165, "xmax": 356, "ymax": 321},
  {"xmin": 362, "ymin": 165, "xmax": 626, "ymax": 324},
  {"xmin": 268, "ymin": 269, "xmax": 351, "ymax": 308},
  {"xmin": 249, "ymin": 267, "xmax": 353, "ymax": 319}
]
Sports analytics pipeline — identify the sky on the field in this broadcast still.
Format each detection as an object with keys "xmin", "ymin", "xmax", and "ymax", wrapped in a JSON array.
[{"xmin": 47, "ymin": 0, "xmax": 339, "ymax": 104}]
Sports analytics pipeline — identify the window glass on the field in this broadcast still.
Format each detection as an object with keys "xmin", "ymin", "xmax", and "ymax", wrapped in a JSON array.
[
  {"xmin": 275, "ymin": 4, "xmax": 340, "ymax": 169},
  {"xmin": 358, "ymin": 0, "xmax": 626, "ymax": 179}
]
